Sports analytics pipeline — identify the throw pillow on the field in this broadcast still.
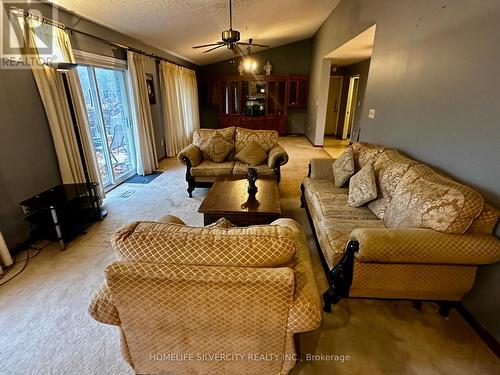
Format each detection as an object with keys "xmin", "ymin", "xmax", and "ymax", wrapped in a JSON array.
[
  {"xmin": 205, "ymin": 218, "xmax": 236, "ymax": 229},
  {"xmin": 235, "ymin": 141, "xmax": 268, "ymax": 166},
  {"xmin": 332, "ymin": 147, "xmax": 355, "ymax": 187},
  {"xmin": 199, "ymin": 131, "xmax": 234, "ymax": 163},
  {"xmin": 347, "ymin": 164, "xmax": 378, "ymax": 207}
]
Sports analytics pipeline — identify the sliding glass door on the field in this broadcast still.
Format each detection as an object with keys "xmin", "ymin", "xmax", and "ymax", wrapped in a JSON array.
[{"xmin": 77, "ymin": 65, "xmax": 136, "ymax": 190}]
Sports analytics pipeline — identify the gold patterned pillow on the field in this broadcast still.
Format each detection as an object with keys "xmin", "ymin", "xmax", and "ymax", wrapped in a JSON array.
[
  {"xmin": 199, "ymin": 131, "xmax": 234, "ymax": 162},
  {"xmin": 235, "ymin": 141, "xmax": 268, "ymax": 166},
  {"xmin": 384, "ymin": 167, "xmax": 482, "ymax": 233},
  {"xmin": 205, "ymin": 218, "xmax": 236, "ymax": 229},
  {"xmin": 348, "ymin": 164, "xmax": 378, "ymax": 207},
  {"xmin": 332, "ymin": 147, "xmax": 355, "ymax": 187}
]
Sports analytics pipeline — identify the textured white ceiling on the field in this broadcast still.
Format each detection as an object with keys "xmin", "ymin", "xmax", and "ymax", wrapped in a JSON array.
[{"xmin": 47, "ymin": 0, "xmax": 340, "ymax": 65}]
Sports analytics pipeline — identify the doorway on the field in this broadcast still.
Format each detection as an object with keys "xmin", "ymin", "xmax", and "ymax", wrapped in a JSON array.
[
  {"xmin": 77, "ymin": 65, "xmax": 136, "ymax": 191},
  {"xmin": 324, "ymin": 76, "xmax": 343, "ymax": 136},
  {"xmin": 342, "ymin": 75, "xmax": 360, "ymax": 140}
]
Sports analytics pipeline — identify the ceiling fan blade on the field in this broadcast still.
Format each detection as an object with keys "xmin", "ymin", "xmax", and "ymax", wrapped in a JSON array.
[
  {"xmin": 203, "ymin": 44, "xmax": 225, "ymax": 53},
  {"xmin": 193, "ymin": 42, "xmax": 224, "ymax": 49},
  {"xmin": 237, "ymin": 42, "xmax": 270, "ymax": 48},
  {"xmin": 232, "ymin": 44, "xmax": 245, "ymax": 57}
]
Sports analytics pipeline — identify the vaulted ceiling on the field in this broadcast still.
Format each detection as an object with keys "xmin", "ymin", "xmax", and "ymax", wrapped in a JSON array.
[{"xmin": 47, "ymin": 0, "xmax": 340, "ymax": 65}]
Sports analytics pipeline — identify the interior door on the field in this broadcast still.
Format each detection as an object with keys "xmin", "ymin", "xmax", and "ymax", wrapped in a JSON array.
[
  {"xmin": 343, "ymin": 75, "xmax": 360, "ymax": 140},
  {"xmin": 324, "ymin": 76, "xmax": 343, "ymax": 135}
]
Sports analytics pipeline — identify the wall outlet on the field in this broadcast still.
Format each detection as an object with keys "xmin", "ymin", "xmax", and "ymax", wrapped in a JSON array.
[
  {"xmin": 161, "ymin": 139, "xmax": 165, "ymax": 146},
  {"xmin": 368, "ymin": 109, "xmax": 376, "ymax": 119}
]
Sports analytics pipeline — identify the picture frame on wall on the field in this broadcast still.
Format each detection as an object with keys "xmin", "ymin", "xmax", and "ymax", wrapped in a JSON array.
[{"xmin": 145, "ymin": 73, "xmax": 156, "ymax": 105}]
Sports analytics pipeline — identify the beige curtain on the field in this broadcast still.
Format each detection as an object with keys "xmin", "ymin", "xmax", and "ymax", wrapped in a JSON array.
[
  {"xmin": 17, "ymin": 16, "xmax": 105, "ymax": 199},
  {"xmin": 160, "ymin": 62, "xmax": 200, "ymax": 157},
  {"xmin": 127, "ymin": 51, "xmax": 158, "ymax": 175}
]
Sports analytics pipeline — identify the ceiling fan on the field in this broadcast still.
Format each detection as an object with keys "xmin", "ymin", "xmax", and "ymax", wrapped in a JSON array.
[{"xmin": 192, "ymin": 0, "xmax": 270, "ymax": 55}]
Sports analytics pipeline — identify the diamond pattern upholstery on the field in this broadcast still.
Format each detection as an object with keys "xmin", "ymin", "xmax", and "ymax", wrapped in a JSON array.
[
  {"xmin": 106, "ymin": 261, "xmax": 295, "ymax": 375},
  {"xmin": 112, "ymin": 221, "xmax": 297, "ymax": 268},
  {"xmin": 350, "ymin": 262, "xmax": 477, "ymax": 301},
  {"xmin": 351, "ymin": 227, "xmax": 500, "ymax": 264},
  {"xmin": 89, "ymin": 218, "xmax": 322, "ymax": 374}
]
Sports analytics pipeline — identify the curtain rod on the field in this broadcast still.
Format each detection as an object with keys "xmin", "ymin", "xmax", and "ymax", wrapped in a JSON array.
[
  {"xmin": 65, "ymin": 27, "xmax": 188, "ymax": 68},
  {"xmin": 10, "ymin": 7, "xmax": 66, "ymax": 30},
  {"xmin": 10, "ymin": 6, "xmax": 192, "ymax": 69}
]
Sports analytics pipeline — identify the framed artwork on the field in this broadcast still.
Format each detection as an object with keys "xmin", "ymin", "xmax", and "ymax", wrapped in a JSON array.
[{"xmin": 145, "ymin": 73, "xmax": 156, "ymax": 104}]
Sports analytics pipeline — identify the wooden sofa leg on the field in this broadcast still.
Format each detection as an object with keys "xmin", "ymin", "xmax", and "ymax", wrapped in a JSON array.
[
  {"xmin": 438, "ymin": 301, "xmax": 458, "ymax": 318},
  {"xmin": 323, "ymin": 288, "xmax": 340, "ymax": 313},
  {"xmin": 187, "ymin": 183, "xmax": 195, "ymax": 198}
]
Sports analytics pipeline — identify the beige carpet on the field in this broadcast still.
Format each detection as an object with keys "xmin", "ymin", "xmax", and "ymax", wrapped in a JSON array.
[{"xmin": 0, "ymin": 136, "xmax": 498, "ymax": 375}]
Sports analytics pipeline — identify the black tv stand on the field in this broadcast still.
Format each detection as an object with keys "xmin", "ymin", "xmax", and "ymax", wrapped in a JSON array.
[{"xmin": 20, "ymin": 183, "xmax": 104, "ymax": 250}]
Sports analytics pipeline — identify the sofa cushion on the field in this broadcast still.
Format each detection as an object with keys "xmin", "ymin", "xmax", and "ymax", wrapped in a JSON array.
[
  {"xmin": 198, "ymin": 131, "xmax": 234, "ymax": 163},
  {"xmin": 191, "ymin": 160, "xmax": 235, "ymax": 177},
  {"xmin": 351, "ymin": 142, "xmax": 385, "ymax": 171},
  {"xmin": 112, "ymin": 221, "xmax": 297, "ymax": 268},
  {"xmin": 367, "ymin": 149, "xmax": 418, "ymax": 219},
  {"xmin": 192, "ymin": 127, "xmax": 235, "ymax": 148},
  {"xmin": 317, "ymin": 217, "xmax": 385, "ymax": 269},
  {"xmin": 384, "ymin": 165, "xmax": 484, "ymax": 234},
  {"xmin": 348, "ymin": 164, "xmax": 378, "ymax": 207},
  {"xmin": 232, "ymin": 161, "xmax": 275, "ymax": 177},
  {"xmin": 235, "ymin": 127, "xmax": 279, "ymax": 153},
  {"xmin": 302, "ymin": 177, "xmax": 349, "ymax": 197},
  {"xmin": 332, "ymin": 147, "xmax": 355, "ymax": 187},
  {"xmin": 310, "ymin": 192, "xmax": 380, "ymax": 221},
  {"xmin": 235, "ymin": 141, "xmax": 268, "ymax": 166}
]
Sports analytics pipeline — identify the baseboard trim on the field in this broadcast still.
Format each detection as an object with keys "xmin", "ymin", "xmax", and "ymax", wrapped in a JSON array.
[
  {"xmin": 304, "ymin": 136, "xmax": 323, "ymax": 147},
  {"xmin": 457, "ymin": 303, "xmax": 500, "ymax": 358}
]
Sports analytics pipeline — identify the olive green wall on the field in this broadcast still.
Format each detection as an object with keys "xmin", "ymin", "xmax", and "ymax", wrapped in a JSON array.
[
  {"xmin": 199, "ymin": 39, "xmax": 313, "ymax": 133},
  {"xmin": 308, "ymin": 0, "xmax": 500, "ymax": 339}
]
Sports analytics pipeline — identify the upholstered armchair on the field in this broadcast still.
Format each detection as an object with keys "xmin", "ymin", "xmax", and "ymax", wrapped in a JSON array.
[
  {"xmin": 89, "ymin": 216, "xmax": 321, "ymax": 375},
  {"xmin": 178, "ymin": 127, "xmax": 288, "ymax": 197}
]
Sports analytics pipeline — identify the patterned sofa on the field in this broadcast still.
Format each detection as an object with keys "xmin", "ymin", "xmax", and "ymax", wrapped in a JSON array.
[
  {"xmin": 301, "ymin": 142, "xmax": 500, "ymax": 313},
  {"xmin": 178, "ymin": 127, "xmax": 289, "ymax": 197},
  {"xmin": 88, "ymin": 216, "xmax": 322, "ymax": 375}
]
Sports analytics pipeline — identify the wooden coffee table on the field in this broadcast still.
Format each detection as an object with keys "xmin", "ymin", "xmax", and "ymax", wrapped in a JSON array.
[{"xmin": 198, "ymin": 176, "xmax": 281, "ymax": 226}]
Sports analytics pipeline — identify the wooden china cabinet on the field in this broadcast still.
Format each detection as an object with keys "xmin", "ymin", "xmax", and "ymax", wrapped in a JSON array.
[{"xmin": 199, "ymin": 74, "xmax": 309, "ymax": 135}]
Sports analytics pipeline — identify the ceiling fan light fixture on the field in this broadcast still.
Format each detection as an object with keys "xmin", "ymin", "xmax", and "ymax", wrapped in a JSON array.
[{"xmin": 222, "ymin": 29, "xmax": 240, "ymax": 43}]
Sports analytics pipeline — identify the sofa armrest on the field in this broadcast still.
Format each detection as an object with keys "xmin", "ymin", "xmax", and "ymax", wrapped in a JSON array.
[
  {"xmin": 267, "ymin": 144, "xmax": 289, "ymax": 168},
  {"xmin": 88, "ymin": 281, "xmax": 121, "ymax": 326},
  {"xmin": 177, "ymin": 144, "xmax": 203, "ymax": 167},
  {"xmin": 272, "ymin": 219, "xmax": 322, "ymax": 333},
  {"xmin": 350, "ymin": 228, "xmax": 500, "ymax": 265},
  {"xmin": 309, "ymin": 158, "xmax": 334, "ymax": 179}
]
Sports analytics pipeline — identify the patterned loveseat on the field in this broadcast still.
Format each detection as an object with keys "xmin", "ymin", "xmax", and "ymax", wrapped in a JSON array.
[
  {"xmin": 178, "ymin": 127, "xmax": 288, "ymax": 197},
  {"xmin": 301, "ymin": 142, "xmax": 500, "ymax": 313},
  {"xmin": 88, "ymin": 216, "xmax": 321, "ymax": 375}
]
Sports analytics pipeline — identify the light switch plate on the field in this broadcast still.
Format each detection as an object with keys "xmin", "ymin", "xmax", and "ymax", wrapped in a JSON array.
[{"xmin": 368, "ymin": 109, "xmax": 376, "ymax": 119}]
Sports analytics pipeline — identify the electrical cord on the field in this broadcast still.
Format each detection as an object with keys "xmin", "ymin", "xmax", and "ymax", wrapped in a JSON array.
[{"xmin": 0, "ymin": 247, "xmax": 45, "ymax": 287}]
